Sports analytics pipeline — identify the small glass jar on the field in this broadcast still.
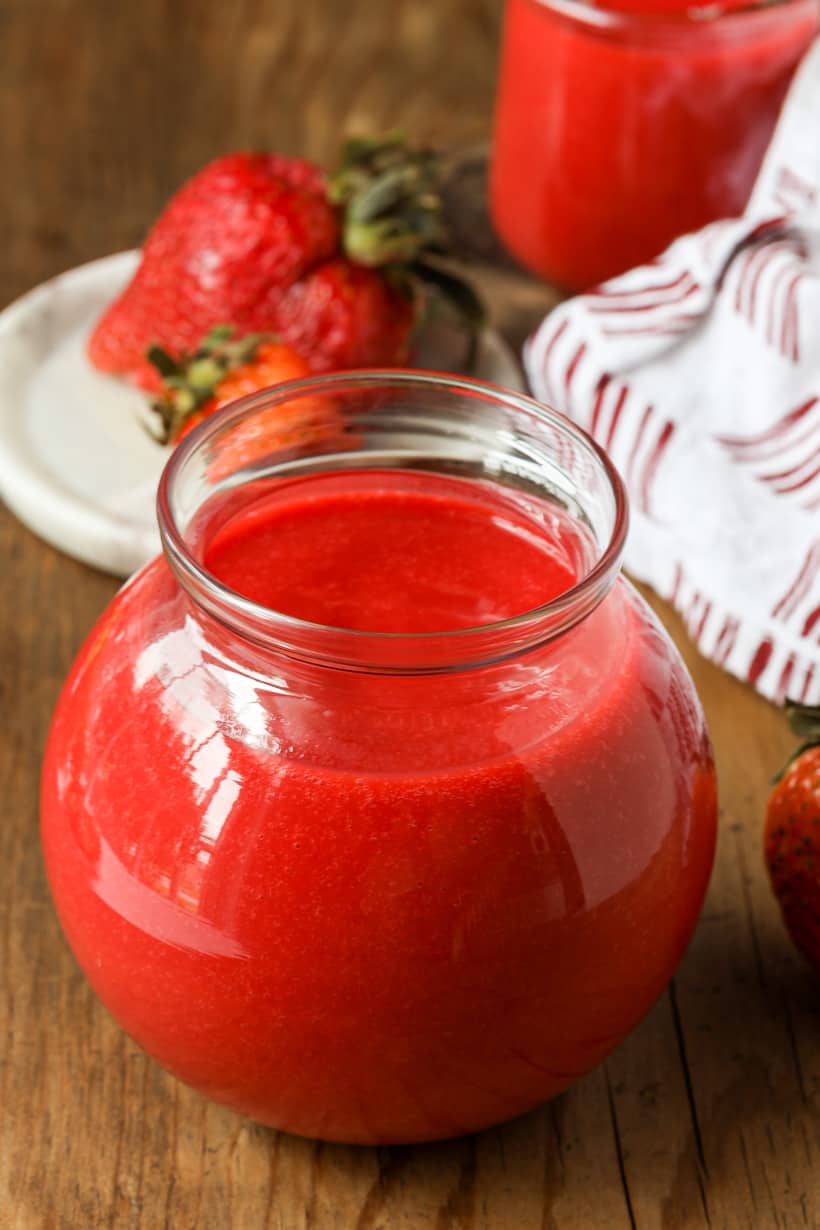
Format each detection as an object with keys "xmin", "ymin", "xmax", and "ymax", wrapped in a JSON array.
[
  {"xmin": 490, "ymin": 0, "xmax": 819, "ymax": 291},
  {"xmin": 41, "ymin": 372, "xmax": 716, "ymax": 1144}
]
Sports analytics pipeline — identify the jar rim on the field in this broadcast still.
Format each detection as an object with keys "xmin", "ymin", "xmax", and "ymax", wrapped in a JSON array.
[
  {"xmin": 525, "ymin": 0, "xmax": 815, "ymax": 30},
  {"xmin": 156, "ymin": 370, "xmax": 629, "ymax": 674}
]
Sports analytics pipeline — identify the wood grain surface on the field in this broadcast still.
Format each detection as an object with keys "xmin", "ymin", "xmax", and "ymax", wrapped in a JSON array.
[{"xmin": 2, "ymin": 2, "xmax": 818, "ymax": 1227}]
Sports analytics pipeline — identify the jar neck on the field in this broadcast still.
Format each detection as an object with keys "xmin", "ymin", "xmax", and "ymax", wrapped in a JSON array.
[{"xmin": 157, "ymin": 371, "xmax": 628, "ymax": 676}]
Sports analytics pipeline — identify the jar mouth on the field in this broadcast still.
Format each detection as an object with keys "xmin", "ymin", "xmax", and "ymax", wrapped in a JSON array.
[
  {"xmin": 531, "ymin": 0, "xmax": 814, "ymax": 29},
  {"xmin": 157, "ymin": 370, "xmax": 629, "ymax": 674}
]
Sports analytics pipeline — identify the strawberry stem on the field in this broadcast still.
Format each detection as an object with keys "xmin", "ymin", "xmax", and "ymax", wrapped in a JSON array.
[
  {"xmin": 329, "ymin": 133, "xmax": 487, "ymax": 370},
  {"xmin": 773, "ymin": 699, "xmax": 820, "ymax": 782},
  {"xmin": 785, "ymin": 700, "xmax": 820, "ymax": 741},
  {"xmin": 330, "ymin": 133, "xmax": 446, "ymax": 269}
]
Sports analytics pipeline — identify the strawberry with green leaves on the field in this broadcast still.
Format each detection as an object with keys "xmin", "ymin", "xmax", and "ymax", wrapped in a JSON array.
[
  {"xmin": 764, "ymin": 702, "xmax": 820, "ymax": 972},
  {"xmin": 89, "ymin": 135, "xmax": 482, "ymax": 388},
  {"xmin": 148, "ymin": 327, "xmax": 334, "ymax": 476}
]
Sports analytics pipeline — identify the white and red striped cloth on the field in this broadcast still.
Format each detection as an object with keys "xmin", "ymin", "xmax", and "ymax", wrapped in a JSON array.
[{"xmin": 524, "ymin": 37, "xmax": 820, "ymax": 706}]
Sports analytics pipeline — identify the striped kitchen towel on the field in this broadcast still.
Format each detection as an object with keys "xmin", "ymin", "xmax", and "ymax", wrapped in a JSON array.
[{"xmin": 524, "ymin": 37, "xmax": 820, "ymax": 706}]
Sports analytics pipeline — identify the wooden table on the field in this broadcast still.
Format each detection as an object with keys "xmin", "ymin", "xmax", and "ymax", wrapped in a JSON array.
[{"xmin": 2, "ymin": 3, "xmax": 817, "ymax": 1226}]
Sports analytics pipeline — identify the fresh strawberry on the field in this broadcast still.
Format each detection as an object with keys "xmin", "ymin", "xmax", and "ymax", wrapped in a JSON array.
[
  {"xmin": 150, "ymin": 327, "xmax": 339, "ymax": 478},
  {"xmin": 149, "ymin": 326, "xmax": 313, "ymax": 437},
  {"xmin": 89, "ymin": 136, "xmax": 484, "ymax": 389},
  {"xmin": 273, "ymin": 258, "xmax": 415, "ymax": 372},
  {"xmin": 764, "ymin": 701, "xmax": 820, "ymax": 972},
  {"xmin": 88, "ymin": 153, "xmax": 338, "ymax": 390}
]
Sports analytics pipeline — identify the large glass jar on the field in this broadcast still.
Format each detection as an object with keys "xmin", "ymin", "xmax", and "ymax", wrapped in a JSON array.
[
  {"xmin": 41, "ymin": 373, "xmax": 717, "ymax": 1144},
  {"xmin": 490, "ymin": 0, "xmax": 819, "ymax": 291}
]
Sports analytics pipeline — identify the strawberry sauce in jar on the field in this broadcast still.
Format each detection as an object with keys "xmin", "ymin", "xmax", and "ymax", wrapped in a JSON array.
[
  {"xmin": 490, "ymin": 0, "xmax": 818, "ymax": 290},
  {"xmin": 41, "ymin": 373, "xmax": 717, "ymax": 1143}
]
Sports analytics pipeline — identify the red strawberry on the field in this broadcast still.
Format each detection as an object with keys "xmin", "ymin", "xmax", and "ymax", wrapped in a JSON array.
[
  {"xmin": 150, "ymin": 327, "xmax": 311, "ymax": 437},
  {"xmin": 274, "ymin": 258, "xmax": 415, "ymax": 372},
  {"xmin": 90, "ymin": 136, "xmax": 485, "ymax": 391},
  {"xmin": 88, "ymin": 153, "xmax": 338, "ymax": 389},
  {"xmin": 148, "ymin": 327, "xmax": 336, "ymax": 478},
  {"xmin": 764, "ymin": 701, "xmax": 820, "ymax": 972}
]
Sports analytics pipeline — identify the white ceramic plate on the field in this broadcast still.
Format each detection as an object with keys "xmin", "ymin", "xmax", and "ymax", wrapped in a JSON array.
[{"xmin": 0, "ymin": 251, "xmax": 524, "ymax": 577}]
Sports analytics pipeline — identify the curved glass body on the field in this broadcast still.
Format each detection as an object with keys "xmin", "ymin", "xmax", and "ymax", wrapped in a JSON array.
[
  {"xmin": 41, "ymin": 373, "xmax": 717, "ymax": 1144},
  {"xmin": 490, "ymin": 0, "xmax": 819, "ymax": 290}
]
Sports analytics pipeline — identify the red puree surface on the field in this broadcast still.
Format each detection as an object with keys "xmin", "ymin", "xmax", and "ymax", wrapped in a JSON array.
[
  {"xmin": 41, "ymin": 471, "xmax": 716, "ymax": 1142},
  {"xmin": 490, "ymin": 0, "xmax": 818, "ymax": 289},
  {"xmin": 203, "ymin": 474, "xmax": 580, "ymax": 630}
]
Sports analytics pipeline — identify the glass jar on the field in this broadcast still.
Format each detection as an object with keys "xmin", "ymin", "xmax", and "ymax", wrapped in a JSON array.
[
  {"xmin": 490, "ymin": 0, "xmax": 819, "ymax": 291},
  {"xmin": 41, "ymin": 372, "xmax": 717, "ymax": 1144}
]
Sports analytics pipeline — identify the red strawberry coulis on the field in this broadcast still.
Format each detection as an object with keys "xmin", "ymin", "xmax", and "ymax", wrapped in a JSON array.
[
  {"xmin": 41, "ymin": 468, "xmax": 716, "ymax": 1142},
  {"xmin": 490, "ymin": 0, "xmax": 818, "ymax": 289}
]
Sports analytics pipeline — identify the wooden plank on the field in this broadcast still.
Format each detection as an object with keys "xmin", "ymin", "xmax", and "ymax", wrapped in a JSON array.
[{"xmin": 635, "ymin": 599, "xmax": 820, "ymax": 1230}]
